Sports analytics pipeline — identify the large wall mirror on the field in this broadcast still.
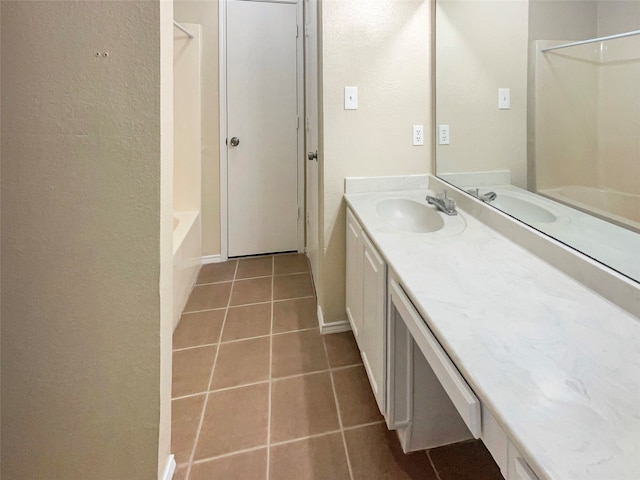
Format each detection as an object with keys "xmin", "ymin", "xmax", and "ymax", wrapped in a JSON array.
[{"xmin": 435, "ymin": 0, "xmax": 640, "ymax": 282}]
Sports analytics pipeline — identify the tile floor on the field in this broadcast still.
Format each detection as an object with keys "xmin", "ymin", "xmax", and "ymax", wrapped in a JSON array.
[{"xmin": 172, "ymin": 253, "xmax": 503, "ymax": 480}]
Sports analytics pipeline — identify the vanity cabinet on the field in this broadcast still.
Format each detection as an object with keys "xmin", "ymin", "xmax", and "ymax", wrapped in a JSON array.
[{"xmin": 345, "ymin": 208, "xmax": 386, "ymax": 414}]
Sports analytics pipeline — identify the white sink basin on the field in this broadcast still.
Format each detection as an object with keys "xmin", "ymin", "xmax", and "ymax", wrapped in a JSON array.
[
  {"xmin": 491, "ymin": 194, "xmax": 557, "ymax": 223},
  {"xmin": 376, "ymin": 199, "xmax": 445, "ymax": 233}
]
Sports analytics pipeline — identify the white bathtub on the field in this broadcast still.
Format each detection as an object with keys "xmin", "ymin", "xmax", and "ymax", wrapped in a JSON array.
[
  {"xmin": 173, "ymin": 211, "xmax": 201, "ymax": 330},
  {"xmin": 540, "ymin": 185, "xmax": 640, "ymax": 232}
]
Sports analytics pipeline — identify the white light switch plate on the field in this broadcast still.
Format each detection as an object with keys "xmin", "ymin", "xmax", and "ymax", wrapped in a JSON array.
[
  {"xmin": 345, "ymin": 86, "xmax": 358, "ymax": 110},
  {"xmin": 499, "ymin": 88, "xmax": 510, "ymax": 109}
]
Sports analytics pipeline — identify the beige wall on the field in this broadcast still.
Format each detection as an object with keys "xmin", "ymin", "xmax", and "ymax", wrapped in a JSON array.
[
  {"xmin": 435, "ymin": 0, "xmax": 529, "ymax": 188},
  {"xmin": 174, "ymin": 0, "xmax": 221, "ymax": 257},
  {"xmin": 174, "ymin": 23, "xmax": 202, "ymax": 213},
  {"xmin": 1, "ymin": 1, "xmax": 167, "ymax": 478},
  {"xmin": 597, "ymin": 0, "xmax": 640, "ymax": 36},
  {"xmin": 319, "ymin": 0, "xmax": 432, "ymax": 323}
]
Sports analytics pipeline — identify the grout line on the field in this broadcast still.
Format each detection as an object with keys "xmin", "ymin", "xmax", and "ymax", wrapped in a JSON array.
[
  {"xmin": 266, "ymin": 256, "xmax": 275, "ymax": 480},
  {"xmin": 194, "ymin": 278, "xmax": 236, "ymax": 287},
  {"xmin": 180, "ymin": 306, "xmax": 228, "ymax": 316},
  {"xmin": 269, "ymin": 429, "xmax": 343, "ymax": 447},
  {"xmin": 184, "ymin": 260, "xmax": 239, "ymax": 480},
  {"xmin": 191, "ymin": 444, "xmax": 269, "ymax": 466},
  {"xmin": 322, "ymin": 336, "xmax": 355, "ymax": 480},
  {"xmin": 172, "ymin": 325, "xmax": 321, "ymax": 354},
  {"xmin": 342, "ymin": 420, "xmax": 386, "ymax": 432},
  {"xmin": 426, "ymin": 449, "xmax": 443, "ymax": 480}
]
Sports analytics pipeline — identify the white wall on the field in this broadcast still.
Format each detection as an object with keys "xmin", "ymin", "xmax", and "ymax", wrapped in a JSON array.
[
  {"xmin": 1, "ymin": 2, "xmax": 168, "ymax": 478},
  {"xmin": 319, "ymin": 0, "xmax": 432, "ymax": 323}
]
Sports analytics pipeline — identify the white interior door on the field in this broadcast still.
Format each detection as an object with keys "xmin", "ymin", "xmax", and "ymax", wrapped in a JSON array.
[
  {"xmin": 226, "ymin": 0, "xmax": 300, "ymax": 257},
  {"xmin": 304, "ymin": 0, "xmax": 320, "ymax": 279}
]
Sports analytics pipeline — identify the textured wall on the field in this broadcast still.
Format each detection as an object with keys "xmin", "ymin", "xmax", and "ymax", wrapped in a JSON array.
[
  {"xmin": 1, "ymin": 1, "xmax": 165, "ymax": 478},
  {"xmin": 319, "ymin": 0, "xmax": 432, "ymax": 323},
  {"xmin": 174, "ymin": 0, "xmax": 220, "ymax": 257}
]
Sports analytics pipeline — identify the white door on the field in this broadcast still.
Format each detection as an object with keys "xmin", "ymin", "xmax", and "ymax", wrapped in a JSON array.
[
  {"xmin": 226, "ymin": 0, "xmax": 300, "ymax": 257},
  {"xmin": 304, "ymin": 0, "xmax": 320, "ymax": 282}
]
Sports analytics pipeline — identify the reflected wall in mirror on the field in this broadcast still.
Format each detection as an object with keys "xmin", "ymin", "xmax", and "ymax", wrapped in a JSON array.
[{"xmin": 435, "ymin": 0, "xmax": 640, "ymax": 282}]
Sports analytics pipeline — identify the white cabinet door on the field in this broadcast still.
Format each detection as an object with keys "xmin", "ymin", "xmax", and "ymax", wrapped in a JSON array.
[
  {"xmin": 346, "ymin": 209, "xmax": 363, "ymax": 342},
  {"xmin": 361, "ymin": 232, "xmax": 386, "ymax": 414}
]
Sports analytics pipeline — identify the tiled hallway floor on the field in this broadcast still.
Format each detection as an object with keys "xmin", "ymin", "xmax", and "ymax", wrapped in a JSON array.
[{"xmin": 172, "ymin": 254, "xmax": 502, "ymax": 480}]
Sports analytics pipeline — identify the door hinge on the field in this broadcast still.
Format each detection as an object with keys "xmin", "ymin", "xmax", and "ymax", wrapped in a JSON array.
[
  {"xmin": 297, "ymin": 206, "xmax": 301, "ymax": 220},
  {"xmin": 297, "ymin": 24, "xmax": 299, "ymax": 38},
  {"xmin": 297, "ymin": 116, "xmax": 300, "ymax": 130}
]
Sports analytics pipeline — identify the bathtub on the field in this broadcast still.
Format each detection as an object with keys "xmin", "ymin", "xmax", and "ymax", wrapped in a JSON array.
[
  {"xmin": 173, "ymin": 211, "xmax": 201, "ymax": 330},
  {"xmin": 540, "ymin": 186, "xmax": 640, "ymax": 233}
]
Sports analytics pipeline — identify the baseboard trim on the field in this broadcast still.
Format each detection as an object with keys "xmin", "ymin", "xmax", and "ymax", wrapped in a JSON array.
[
  {"xmin": 202, "ymin": 254, "xmax": 222, "ymax": 264},
  {"xmin": 317, "ymin": 305, "xmax": 352, "ymax": 335},
  {"xmin": 161, "ymin": 454, "xmax": 176, "ymax": 480}
]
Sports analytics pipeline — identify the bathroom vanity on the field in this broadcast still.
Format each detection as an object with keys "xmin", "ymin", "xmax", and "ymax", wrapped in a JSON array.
[{"xmin": 344, "ymin": 175, "xmax": 640, "ymax": 480}]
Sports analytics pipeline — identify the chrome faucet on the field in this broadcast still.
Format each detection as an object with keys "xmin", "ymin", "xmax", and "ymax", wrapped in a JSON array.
[
  {"xmin": 426, "ymin": 191, "xmax": 457, "ymax": 216},
  {"xmin": 466, "ymin": 188, "xmax": 497, "ymax": 203}
]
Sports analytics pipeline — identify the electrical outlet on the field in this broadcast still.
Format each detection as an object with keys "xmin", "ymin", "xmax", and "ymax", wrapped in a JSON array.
[
  {"xmin": 439, "ymin": 124, "xmax": 450, "ymax": 145},
  {"xmin": 413, "ymin": 125, "xmax": 424, "ymax": 146}
]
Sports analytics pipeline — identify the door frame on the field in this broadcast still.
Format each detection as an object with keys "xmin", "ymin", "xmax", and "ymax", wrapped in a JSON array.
[{"xmin": 219, "ymin": 0, "xmax": 305, "ymax": 261}]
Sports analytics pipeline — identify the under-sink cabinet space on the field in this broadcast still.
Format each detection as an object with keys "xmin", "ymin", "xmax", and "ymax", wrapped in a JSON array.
[
  {"xmin": 387, "ymin": 272, "xmax": 477, "ymax": 453},
  {"xmin": 345, "ymin": 207, "xmax": 387, "ymax": 414}
]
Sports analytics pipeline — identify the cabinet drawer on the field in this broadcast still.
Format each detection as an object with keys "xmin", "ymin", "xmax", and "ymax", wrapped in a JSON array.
[
  {"xmin": 389, "ymin": 279, "xmax": 481, "ymax": 438},
  {"xmin": 508, "ymin": 442, "xmax": 540, "ymax": 480}
]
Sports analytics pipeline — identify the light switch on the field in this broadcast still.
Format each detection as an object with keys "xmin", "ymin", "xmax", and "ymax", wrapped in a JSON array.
[
  {"xmin": 438, "ymin": 124, "xmax": 450, "ymax": 145},
  {"xmin": 413, "ymin": 125, "xmax": 424, "ymax": 146},
  {"xmin": 498, "ymin": 88, "xmax": 510, "ymax": 109},
  {"xmin": 345, "ymin": 86, "xmax": 358, "ymax": 110}
]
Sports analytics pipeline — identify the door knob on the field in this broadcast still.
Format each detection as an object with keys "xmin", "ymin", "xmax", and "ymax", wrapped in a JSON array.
[
  {"xmin": 229, "ymin": 137, "xmax": 240, "ymax": 147},
  {"xmin": 307, "ymin": 150, "xmax": 317, "ymax": 161}
]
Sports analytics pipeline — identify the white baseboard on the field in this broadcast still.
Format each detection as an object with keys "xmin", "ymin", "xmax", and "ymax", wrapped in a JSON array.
[
  {"xmin": 202, "ymin": 254, "xmax": 223, "ymax": 264},
  {"xmin": 161, "ymin": 454, "xmax": 176, "ymax": 480},
  {"xmin": 317, "ymin": 304, "xmax": 352, "ymax": 335}
]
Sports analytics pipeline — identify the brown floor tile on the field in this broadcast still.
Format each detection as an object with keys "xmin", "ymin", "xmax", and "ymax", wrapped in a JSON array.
[
  {"xmin": 190, "ymin": 449, "xmax": 267, "ymax": 480},
  {"xmin": 271, "ymin": 329, "xmax": 328, "ymax": 378},
  {"xmin": 230, "ymin": 277, "xmax": 272, "ymax": 306},
  {"xmin": 222, "ymin": 303, "xmax": 271, "ymax": 342},
  {"xmin": 345, "ymin": 423, "xmax": 437, "ymax": 480},
  {"xmin": 272, "ymin": 297, "xmax": 317, "ymax": 333},
  {"xmin": 197, "ymin": 261, "xmax": 237, "ymax": 285},
  {"xmin": 324, "ymin": 331, "xmax": 362, "ymax": 368},
  {"xmin": 270, "ymin": 372, "xmax": 340, "ymax": 443},
  {"xmin": 333, "ymin": 365, "xmax": 383, "ymax": 427},
  {"xmin": 172, "ymin": 394, "xmax": 206, "ymax": 465},
  {"xmin": 236, "ymin": 255, "xmax": 273, "ymax": 279},
  {"xmin": 273, "ymin": 273, "xmax": 314, "ymax": 300},
  {"xmin": 211, "ymin": 337, "xmax": 270, "ymax": 390},
  {"xmin": 274, "ymin": 253, "xmax": 310, "ymax": 275},
  {"xmin": 173, "ymin": 465, "xmax": 188, "ymax": 480},
  {"xmin": 184, "ymin": 283, "xmax": 232, "ymax": 313},
  {"xmin": 195, "ymin": 384, "xmax": 269, "ymax": 460},
  {"xmin": 173, "ymin": 309, "xmax": 225, "ymax": 349},
  {"xmin": 172, "ymin": 346, "xmax": 217, "ymax": 398},
  {"xmin": 270, "ymin": 432, "xmax": 350, "ymax": 480},
  {"xmin": 429, "ymin": 440, "xmax": 502, "ymax": 480}
]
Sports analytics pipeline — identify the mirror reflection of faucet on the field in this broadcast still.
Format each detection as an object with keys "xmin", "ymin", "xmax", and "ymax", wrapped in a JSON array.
[{"xmin": 466, "ymin": 188, "xmax": 497, "ymax": 203}]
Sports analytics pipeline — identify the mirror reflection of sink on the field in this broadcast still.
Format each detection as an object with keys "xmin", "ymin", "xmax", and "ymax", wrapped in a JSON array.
[
  {"xmin": 376, "ymin": 199, "xmax": 445, "ymax": 233},
  {"xmin": 490, "ymin": 194, "xmax": 557, "ymax": 223}
]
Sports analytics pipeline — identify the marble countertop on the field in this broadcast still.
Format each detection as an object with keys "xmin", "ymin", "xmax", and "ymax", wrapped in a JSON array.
[{"xmin": 345, "ymin": 187, "xmax": 640, "ymax": 480}]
